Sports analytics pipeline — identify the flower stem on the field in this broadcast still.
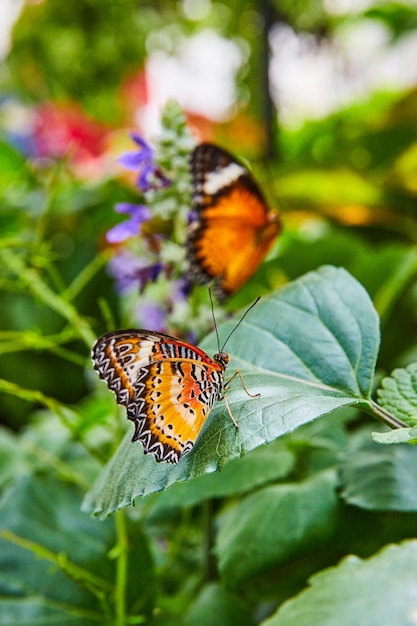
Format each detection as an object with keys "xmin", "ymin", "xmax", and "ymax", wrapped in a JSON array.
[
  {"xmin": 202, "ymin": 499, "xmax": 216, "ymax": 581},
  {"xmin": 115, "ymin": 509, "xmax": 128, "ymax": 626}
]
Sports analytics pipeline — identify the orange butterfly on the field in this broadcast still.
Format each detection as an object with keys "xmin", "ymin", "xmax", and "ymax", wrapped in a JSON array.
[
  {"xmin": 92, "ymin": 302, "xmax": 259, "ymax": 464},
  {"xmin": 187, "ymin": 143, "xmax": 280, "ymax": 302}
]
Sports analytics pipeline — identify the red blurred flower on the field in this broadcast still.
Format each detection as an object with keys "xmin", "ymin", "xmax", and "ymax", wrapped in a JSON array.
[{"xmin": 33, "ymin": 102, "xmax": 111, "ymax": 178}]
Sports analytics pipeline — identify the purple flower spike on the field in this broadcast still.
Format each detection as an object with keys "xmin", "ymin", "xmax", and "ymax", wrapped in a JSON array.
[
  {"xmin": 106, "ymin": 203, "xmax": 151, "ymax": 243},
  {"xmin": 118, "ymin": 132, "xmax": 171, "ymax": 191}
]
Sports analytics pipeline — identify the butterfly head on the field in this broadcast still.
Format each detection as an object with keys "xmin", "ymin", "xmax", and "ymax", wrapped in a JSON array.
[{"xmin": 213, "ymin": 351, "xmax": 230, "ymax": 369}]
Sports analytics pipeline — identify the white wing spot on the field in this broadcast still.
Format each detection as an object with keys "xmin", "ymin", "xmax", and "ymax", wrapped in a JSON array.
[{"xmin": 203, "ymin": 163, "xmax": 244, "ymax": 195}]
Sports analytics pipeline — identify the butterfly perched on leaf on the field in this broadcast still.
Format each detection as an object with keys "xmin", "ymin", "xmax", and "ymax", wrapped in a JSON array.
[
  {"xmin": 92, "ymin": 300, "xmax": 260, "ymax": 464},
  {"xmin": 187, "ymin": 143, "xmax": 281, "ymax": 302},
  {"xmin": 92, "ymin": 330, "xmax": 230, "ymax": 464}
]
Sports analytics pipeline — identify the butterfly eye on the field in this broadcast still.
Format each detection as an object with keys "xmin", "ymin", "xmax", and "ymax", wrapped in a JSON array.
[{"xmin": 214, "ymin": 352, "xmax": 230, "ymax": 368}]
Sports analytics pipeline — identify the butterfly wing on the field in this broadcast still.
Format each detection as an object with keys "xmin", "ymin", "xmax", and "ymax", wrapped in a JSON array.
[
  {"xmin": 92, "ymin": 330, "xmax": 226, "ymax": 463},
  {"xmin": 187, "ymin": 143, "xmax": 280, "ymax": 301}
]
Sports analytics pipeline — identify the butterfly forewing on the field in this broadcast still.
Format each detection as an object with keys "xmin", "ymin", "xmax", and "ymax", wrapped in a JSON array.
[
  {"xmin": 92, "ymin": 330, "xmax": 227, "ymax": 463},
  {"xmin": 187, "ymin": 143, "xmax": 280, "ymax": 301}
]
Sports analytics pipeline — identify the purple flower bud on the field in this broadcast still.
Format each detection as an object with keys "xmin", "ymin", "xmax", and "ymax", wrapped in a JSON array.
[{"xmin": 106, "ymin": 203, "xmax": 151, "ymax": 243}]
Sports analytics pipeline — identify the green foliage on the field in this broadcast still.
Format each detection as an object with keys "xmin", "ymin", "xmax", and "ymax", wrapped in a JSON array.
[
  {"xmin": 7, "ymin": 0, "xmax": 156, "ymax": 121},
  {"xmin": 216, "ymin": 470, "xmax": 338, "ymax": 589}
]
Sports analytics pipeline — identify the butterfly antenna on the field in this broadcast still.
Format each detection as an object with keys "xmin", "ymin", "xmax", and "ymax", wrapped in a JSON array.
[
  {"xmin": 209, "ymin": 287, "xmax": 221, "ymax": 353},
  {"xmin": 221, "ymin": 297, "xmax": 261, "ymax": 352}
]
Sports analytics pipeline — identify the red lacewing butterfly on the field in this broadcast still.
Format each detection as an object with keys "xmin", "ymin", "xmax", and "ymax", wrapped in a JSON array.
[
  {"xmin": 91, "ymin": 297, "xmax": 260, "ymax": 463},
  {"xmin": 187, "ymin": 143, "xmax": 280, "ymax": 302}
]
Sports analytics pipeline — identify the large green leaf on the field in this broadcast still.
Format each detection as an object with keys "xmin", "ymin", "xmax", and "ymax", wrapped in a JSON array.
[
  {"xmin": 261, "ymin": 540, "xmax": 417, "ymax": 626},
  {"xmin": 84, "ymin": 266, "xmax": 381, "ymax": 518},
  {"xmin": 216, "ymin": 470, "xmax": 338, "ymax": 589}
]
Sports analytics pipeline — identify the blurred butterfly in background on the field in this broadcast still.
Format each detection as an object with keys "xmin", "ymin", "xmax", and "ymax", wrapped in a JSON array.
[
  {"xmin": 92, "ymin": 300, "xmax": 259, "ymax": 464},
  {"xmin": 187, "ymin": 143, "xmax": 281, "ymax": 302}
]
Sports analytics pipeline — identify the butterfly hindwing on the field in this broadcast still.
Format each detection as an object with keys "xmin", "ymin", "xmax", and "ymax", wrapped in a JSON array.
[
  {"xmin": 92, "ymin": 329, "xmax": 226, "ymax": 463},
  {"xmin": 187, "ymin": 143, "xmax": 280, "ymax": 301}
]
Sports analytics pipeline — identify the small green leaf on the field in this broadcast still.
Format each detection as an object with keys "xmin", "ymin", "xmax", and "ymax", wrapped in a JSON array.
[
  {"xmin": 340, "ymin": 427, "xmax": 417, "ymax": 511},
  {"xmin": 216, "ymin": 470, "xmax": 338, "ymax": 589},
  {"xmin": 372, "ymin": 426, "xmax": 417, "ymax": 444},
  {"xmin": 261, "ymin": 540, "xmax": 417, "ymax": 626},
  {"xmin": 376, "ymin": 363, "xmax": 417, "ymax": 426},
  {"xmin": 184, "ymin": 583, "xmax": 255, "ymax": 626},
  {"xmin": 84, "ymin": 266, "xmax": 380, "ymax": 517}
]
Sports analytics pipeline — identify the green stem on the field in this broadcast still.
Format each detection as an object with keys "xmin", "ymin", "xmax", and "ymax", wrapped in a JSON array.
[
  {"xmin": 360, "ymin": 399, "xmax": 409, "ymax": 429},
  {"xmin": 0, "ymin": 378, "xmax": 78, "ymax": 425},
  {"xmin": 63, "ymin": 249, "xmax": 112, "ymax": 301},
  {"xmin": 115, "ymin": 509, "xmax": 129, "ymax": 626},
  {"xmin": 18, "ymin": 597, "xmax": 104, "ymax": 623},
  {"xmin": 0, "ymin": 378, "xmax": 106, "ymax": 463},
  {"xmin": 22, "ymin": 440, "xmax": 91, "ymax": 491},
  {"xmin": 34, "ymin": 160, "xmax": 64, "ymax": 247},
  {"xmin": 0, "ymin": 248, "xmax": 96, "ymax": 349},
  {"xmin": 1, "ymin": 530, "xmax": 114, "ymax": 598},
  {"xmin": 0, "ymin": 327, "xmax": 86, "ymax": 366}
]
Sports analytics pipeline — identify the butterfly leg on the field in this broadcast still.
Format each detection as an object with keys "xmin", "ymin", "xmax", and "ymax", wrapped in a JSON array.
[
  {"xmin": 224, "ymin": 370, "xmax": 260, "ymax": 398},
  {"xmin": 221, "ymin": 393, "xmax": 239, "ymax": 429},
  {"xmin": 221, "ymin": 370, "xmax": 260, "ymax": 430}
]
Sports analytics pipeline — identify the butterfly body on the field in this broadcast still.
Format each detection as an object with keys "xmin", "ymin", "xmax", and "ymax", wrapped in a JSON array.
[
  {"xmin": 92, "ymin": 330, "xmax": 230, "ymax": 463},
  {"xmin": 187, "ymin": 143, "xmax": 280, "ymax": 301}
]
